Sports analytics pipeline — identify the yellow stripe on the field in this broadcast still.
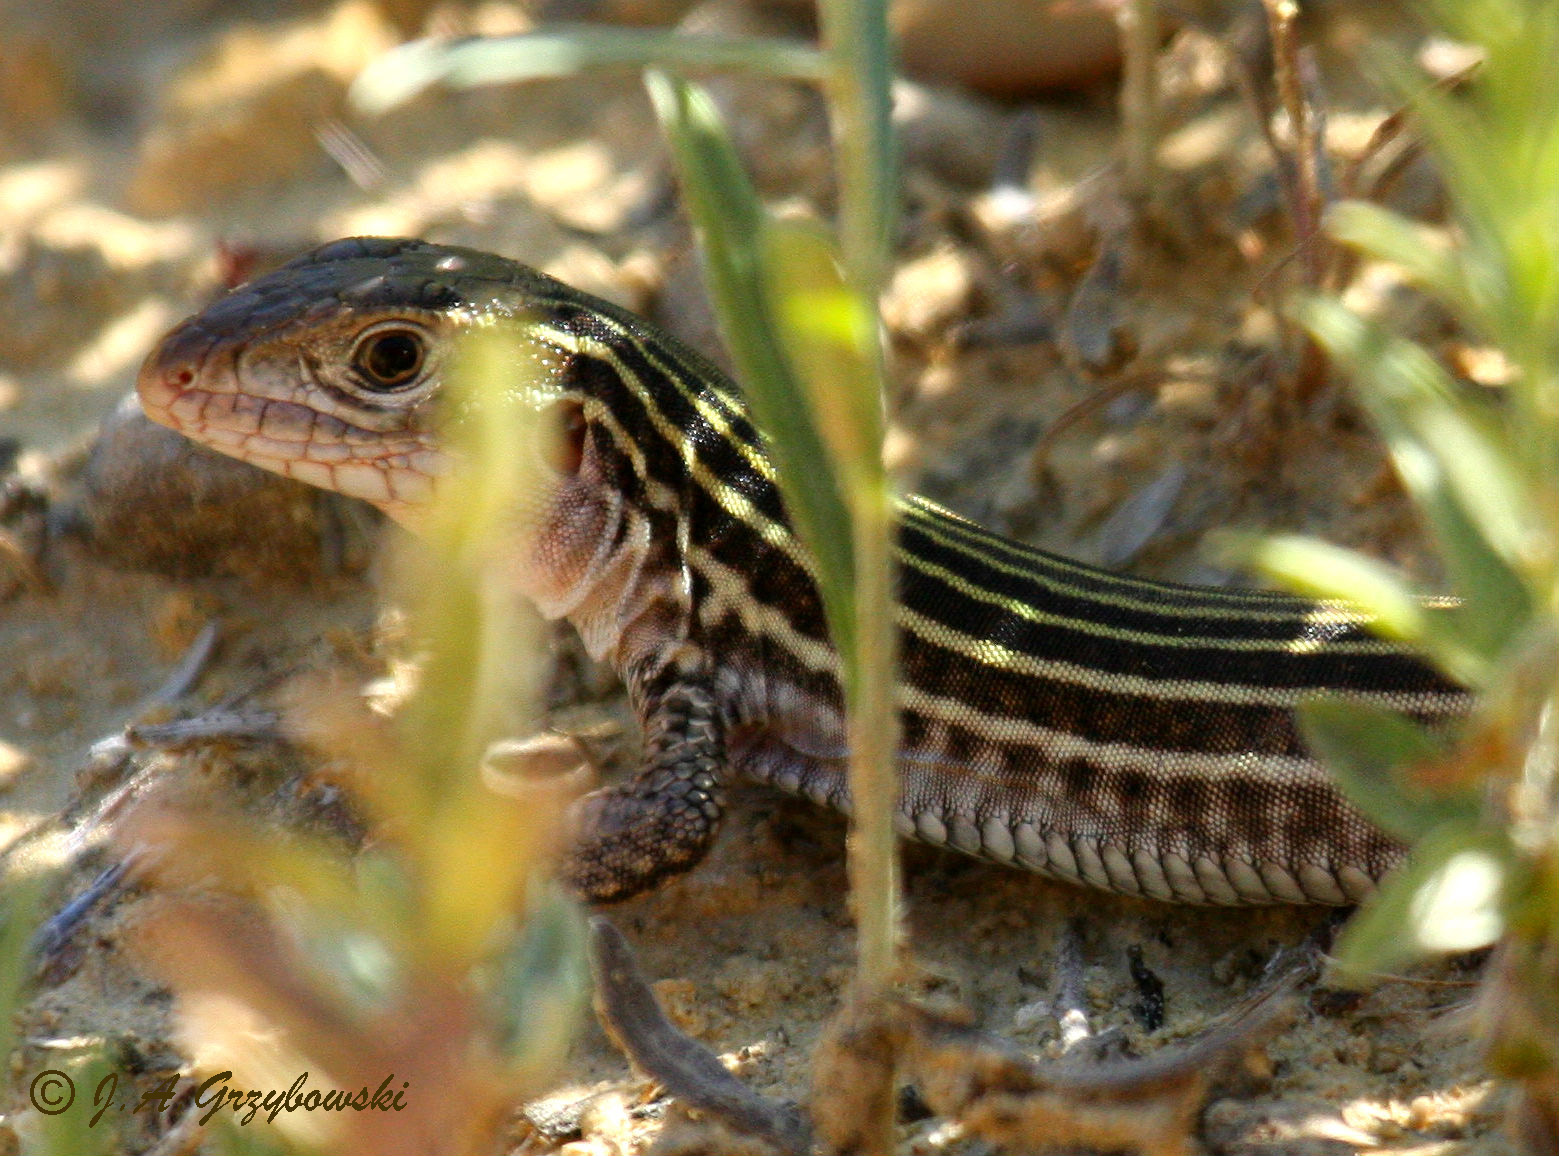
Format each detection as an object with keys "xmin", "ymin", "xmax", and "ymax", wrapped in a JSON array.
[
  {"xmin": 898, "ymin": 684, "xmax": 1329, "ymax": 782},
  {"xmin": 899, "ymin": 606, "xmax": 1467, "ymax": 714},
  {"xmin": 901, "ymin": 498, "xmax": 1373, "ymax": 622}
]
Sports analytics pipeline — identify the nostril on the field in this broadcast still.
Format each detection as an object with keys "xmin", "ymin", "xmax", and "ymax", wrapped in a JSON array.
[{"xmin": 170, "ymin": 367, "xmax": 193, "ymax": 387}]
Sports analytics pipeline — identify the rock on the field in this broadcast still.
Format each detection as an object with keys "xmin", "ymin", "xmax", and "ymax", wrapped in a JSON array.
[
  {"xmin": 893, "ymin": 0, "xmax": 1124, "ymax": 97},
  {"xmin": 77, "ymin": 394, "xmax": 378, "ymax": 585}
]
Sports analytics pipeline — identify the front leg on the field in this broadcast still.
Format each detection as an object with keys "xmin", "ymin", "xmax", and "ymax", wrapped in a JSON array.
[{"xmin": 562, "ymin": 646, "xmax": 726, "ymax": 903}]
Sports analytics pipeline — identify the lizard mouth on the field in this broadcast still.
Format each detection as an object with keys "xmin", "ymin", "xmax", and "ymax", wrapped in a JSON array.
[{"xmin": 136, "ymin": 325, "xmax": 444, "ymax": 518}]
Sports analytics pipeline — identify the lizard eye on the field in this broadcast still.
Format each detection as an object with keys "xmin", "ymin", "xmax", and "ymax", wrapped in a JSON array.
[{"xmin": 352, "ymin": 327, "xmax": 426, "ymax": 390}]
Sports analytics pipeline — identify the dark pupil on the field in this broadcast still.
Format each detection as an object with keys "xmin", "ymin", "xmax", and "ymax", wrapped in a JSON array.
[{"xmin": 360, "ymin": 331, "xmax": 423, "ymax": 387}]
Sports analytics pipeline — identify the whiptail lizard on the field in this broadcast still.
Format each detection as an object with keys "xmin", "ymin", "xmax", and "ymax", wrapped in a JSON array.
[{"xmin": 136, "ymin": 237, "xmax": 1468, "ymax": 906}]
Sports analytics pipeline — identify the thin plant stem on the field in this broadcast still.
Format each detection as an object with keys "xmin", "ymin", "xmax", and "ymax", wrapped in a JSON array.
[
  {"xmin": 844, "ymin": 489, "xmax": 900, "ymax": 995},
  {"xmin": 815, "ymin": 0, "xmax": 896, "ymax": 298},
  {"xmin": 1119, "ymin": 0, "xmax": 1161, "ymax": 200},
  {"xmin": 814, "ymin": 0, "xmax": 902, "ymax": 1005},
  {"xmin": 812, "ymin": 7, "xmax": 901, "ymax": 1152},
  {"xmin": 1265, "ymin": 0, "xmax": 1326, "ymax": 286}
]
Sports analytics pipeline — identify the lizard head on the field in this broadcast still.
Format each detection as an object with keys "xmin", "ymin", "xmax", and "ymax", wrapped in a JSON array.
[
  {"xmin": 138, "ymin": 236, "xmax": 794, "ymax": 645},
  {"xmin": 137, "ymin": 237, "xmax": 571, "ymax": 521}
]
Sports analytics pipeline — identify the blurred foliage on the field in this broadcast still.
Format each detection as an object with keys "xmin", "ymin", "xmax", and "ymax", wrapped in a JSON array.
[
  {"xmin": 647, "ymin": 62, "xmax": 902, "ymax": 1151},
  {"xmin": 0, "ymin": 871, "xmax": 48, "ymax": 1064},
  {"xmin": 352, "ymin": 25, "xmax": 825, "ymax": 112},
  {"xmin": 2, "ymin": 873, "xmax": 127, "ymax": 1154},
  {"xmin": 115, "ymin": 328, "xmax": 588, "ymax": 1156},
  {"xmin": 1248, "ymin": 0, "xmax": 1558, "ymax": 1144},
  {"xmin": 356, "ymin": 5, "xmax": 904, "ymax": 1150}
]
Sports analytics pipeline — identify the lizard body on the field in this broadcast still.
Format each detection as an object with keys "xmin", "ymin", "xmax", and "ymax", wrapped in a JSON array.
[{"xmin": 136, "ymin": 237, "xmax": 1466, "ymax": 905}]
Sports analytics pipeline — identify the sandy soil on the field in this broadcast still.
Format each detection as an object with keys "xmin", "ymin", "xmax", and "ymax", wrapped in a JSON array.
[{"xmin": 0, "ymin": 1, "xmax": 1518, "ymax": 1153}]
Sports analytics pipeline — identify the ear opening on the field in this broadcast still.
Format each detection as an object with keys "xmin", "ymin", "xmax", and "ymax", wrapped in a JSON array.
[{"xmin": 547, "ymin": 398, "xmax": 587, "ymax": 474}]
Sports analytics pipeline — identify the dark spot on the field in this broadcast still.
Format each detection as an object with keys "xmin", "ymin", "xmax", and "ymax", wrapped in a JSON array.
[
  {"xmin": 1116, "ymin": 770, "xmax": 1152, "ymax": 824},
  {"xmin": 1165, "ymin": 777, "xmax": 1210, "ymax": 828},
  {"xmin": 1060, "ymin": 758, "xmax": 1094, "ymax": 801},
  {"xmin": 943, "ymin": 725, "xmax": 978, "ymax": 770},
  {"xmin": 1225, "ymin": 778, "xmax": 1271, "ymax": 841}
]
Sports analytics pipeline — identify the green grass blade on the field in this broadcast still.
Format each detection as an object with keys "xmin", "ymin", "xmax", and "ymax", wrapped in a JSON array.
[
  {"xmin": 1238, "ymin": 531, "xmax": 1484, "ymax": 685},
  {"xmin": 1237, "ymin": 532, "xmax": 1427, "ymax": 640},
  {"xmin": 762, "ymin": 215, "xmax": 883, "ymax": 482},
  {"xmin": 1298, "ymin": 698, "xmax": 1467, "ymax": 843},
  {"xmin": 814, "ymin": 0, "xmax": 897, "ymax": 293},
  {"xmin": 645, "ymin": 68, "xmax": 857, "ymax": 649},
  {"xmin": 353, "ymin": 27, "xmax": 824, "ymax": 112},
  {"xmin": 1297, "ymin": 296, "xmax": 1532, "ymax": 673},
  {"xmin": 1326, "ymin": 200, "xmax": 1472, "ymax": 315},
  {"xmin": 1299, "ymin": 297, "xmax": 1532, "ymax": 563},
  {"xmin": 1332, "ymin": 822, "xmax": 1511, "ymax": 982}
]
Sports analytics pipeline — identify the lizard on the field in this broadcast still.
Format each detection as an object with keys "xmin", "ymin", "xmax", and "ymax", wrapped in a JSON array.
[{"xmin": 135, "ymin": 236, "xmax": 1468, "ymax": 906}]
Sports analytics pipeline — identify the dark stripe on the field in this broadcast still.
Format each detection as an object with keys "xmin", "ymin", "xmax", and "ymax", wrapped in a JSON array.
[
  {"xmin": 900, "ymin": 519, "xmax": 1320, "ymax": 639},
  {"xmin": 559, "ymin": 330, "xmax": 829, "ymax": 651},
  {"xmin": 571, "ymin": 355, "xmax": 688, "ymax": 499},
  {"xmin": 586, "ymin": 414, "xmax": 648, "ymax": 508},
  {"xmin": 562, "ymin": 321, "xmax": 790, "ymax": 527},
  {"xmin": 561, "ymin": 302, "xmax": 767, "ymax": 451},
  {"xmin": 608, "ymin": 325, "xmax": 791, "ymax": 526},
  {"xmin": 690, "ymin": 485, "xmax": 830, "ymax": 644},
  {"xmin": 904, "ymin": 497, "xmax": 1305, "ymax": 609},
  {"xmin": 898, "ymin": 549, "xmax": 1453, "ymax": 695}
]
